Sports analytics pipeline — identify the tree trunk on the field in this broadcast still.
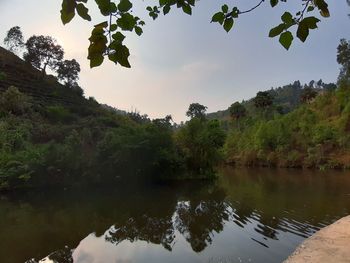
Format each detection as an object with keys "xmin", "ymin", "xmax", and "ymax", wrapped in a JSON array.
[{"xmin": 41, "ymin": 63, "xmax": 47, "ymax": 78}]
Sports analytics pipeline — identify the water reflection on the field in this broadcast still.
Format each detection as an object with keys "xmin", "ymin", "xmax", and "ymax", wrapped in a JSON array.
[{"xmin": 1, "ymin": 168, "xmax": 350, "ymax": 263}]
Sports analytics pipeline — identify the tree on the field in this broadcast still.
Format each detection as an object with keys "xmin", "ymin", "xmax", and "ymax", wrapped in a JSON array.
[
  {"xmin": 3, "ymin": 26, "xmax": 24, "ymax": 54},
  {"xmin": 59, "ymin": 0, "xmax": 331, "ymax": 68},
  {"xmin": 175, "ymin": 118, "xmax": 226, "ymax": 175},
  {"xmin": 337, "ymin": 39, "xmax": 350, "ymax": 84},
  {"xmin": 229, "ymin": 102, "xmax": 246, "ymax": 120},
  {"xmin": 253, "ymin": 91, "xmax": 273, "ymax": 109},
  {"xmin": 300, "ymin": 86, "xmax": 317, "ymax": 103},
  {"xmin": 56, "ymin": 59, "xmax": 81, "ymax": 87},
  {"xmin": 23, "ymin": 35, "xmax": 64, "ymax": 75},
  {"xmin": 186, "ymin": 103, "xmax": 207, "ymax": 120}
]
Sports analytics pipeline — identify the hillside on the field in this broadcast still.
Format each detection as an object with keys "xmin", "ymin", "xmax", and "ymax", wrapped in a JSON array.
[
  {"xmin": 207, "ymin": 80, "xmax": 336, "ymax": 122},
  {"xmin": 0, "ymin": 47, "xmax": 185, "ymax": 190},
  {"xmin": 0, "ymin": 46, "xmax": 120, "ymax": 119},
  {"xmin": 223, "ymin": 85, "xmax": 350, "ymax": 169}
]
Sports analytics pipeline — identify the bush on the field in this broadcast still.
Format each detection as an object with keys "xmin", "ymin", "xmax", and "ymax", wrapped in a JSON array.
[
  {"xmin": 45, "ymin": 106, "xmax": 75, "ymax": 123},
  {"xmin": 0, "ymin": 86, "xmax": 31, "ymax": 115},
  {"xmin": 312, "ymin": 124, "xmax": 337, "ymax": 145},
  {"xmin": 0, "ymin": 71, "xmax": 7, "ymax": 80},
  {"xmin": 175, "ymin": 118, "xmax": 226, "ymax": 175}
]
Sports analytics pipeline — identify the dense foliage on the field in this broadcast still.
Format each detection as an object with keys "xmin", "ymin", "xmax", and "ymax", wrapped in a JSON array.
[
  {"xmin": 222, "ymin": 39, "xmax": 350, "ymax": 169},
  {"xmin": 1, "ymin": 34, "xmax": 350, "ymax": 191},
  {"xmin": 224, "ymin": 85, "xmax": 350, "ymax": 169},
  {"xmin": 0, "ymin": 85, "xmax": 175, "ymax": 190},
  {"xmin": 0, "ymin": 46, "xmax": 226, "ymax": 190}
]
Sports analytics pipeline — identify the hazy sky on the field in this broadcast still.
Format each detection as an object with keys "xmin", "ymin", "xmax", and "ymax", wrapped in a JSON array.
[{"xmin": 0, "ymin": 0, "xmax": 349, "ymax": 121}]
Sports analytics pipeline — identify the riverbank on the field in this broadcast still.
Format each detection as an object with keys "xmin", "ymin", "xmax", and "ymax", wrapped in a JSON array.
[{"xmin": 284, "ymin": 215, "xmax": 350, "ymax": 263}]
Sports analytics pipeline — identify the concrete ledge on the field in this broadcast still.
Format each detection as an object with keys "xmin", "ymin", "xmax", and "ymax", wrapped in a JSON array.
[{"xmin": 284, "ymin": 216, "xmax": 350, "ymax": 263}]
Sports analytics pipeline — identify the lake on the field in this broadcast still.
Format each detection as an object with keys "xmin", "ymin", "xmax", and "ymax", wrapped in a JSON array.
[{"xmin": 1, "ymin": 168, "xmax": 350, "ymax": 263}]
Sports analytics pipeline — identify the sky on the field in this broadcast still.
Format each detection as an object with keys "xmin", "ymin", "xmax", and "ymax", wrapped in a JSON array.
[{"xmin": 0, "ymin": 0, "xmax": 349, "ymax": 122}]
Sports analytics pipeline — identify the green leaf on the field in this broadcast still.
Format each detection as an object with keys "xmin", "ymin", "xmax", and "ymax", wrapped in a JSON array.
[
  {"xmin": 163, "ymin": 4, "xmax": 171, "ymax": 15},
  {"xmin": 117, "ymin": 13, "xmax": 136, "ymax": 31},
  {"xmin": 296, "ymin": 17, "xmax": 320, "ymax": 42},
  {"xmin": 302, "ymin": 16, "xmax": 320, "ymax": 29},
  {"xmin": 223, "ymin": 18, "xmax": 234, "ymax": 33},
  {"xmin": 110, "ymin": 24, "xmax": 118, "ymax": 31},
  {"xmin": 60, "ymin": 0, "xmax": 76, "ymax": 25},
  {"xmin": 118, "ymin": 0, "xmax": 132, "ymax": 12},
  {"xmin": 94, "ymin": 21, "xmax": 108, "ymax": 29},
  {"xmin": 320, "ymin": 9, "xmax": 330, "ymax": 18},
  {"xmin": 108, "ymin": 44, "xmax": 131, "ymax": 68},
  {"xmin": 314, "ymin": 0, "xmax": 330, "ymax": 17},
  {"xmin": 90, "ymin": 55, "xmax": 104, "ymax": 68},
  {"xmin": 96, "ymin": 0, "xmax": 114, "ymax": 15},
  {"xmin": 281, "ymin": 12, "xmax": 293, "ymax": 25},
  {"xmin": 135, "ymin": 26, "xmax": 143, "ymax": 36},
  {"xmin": 112, "ymin": 32, "xmax": 125, "ymax": 43},
  {"xmin": 296, "ymin": 23, "xmax": 309, "ymax": 42},
  {"xmin": 159, "ymin": 0, "xmax": 168, "ymax": 6},
  {"xmin": 182, "ymin": 4, "xmax": 192, "ymax": 15},
  {"xmin": 307, "ymin": 6, "xmax": 315, "ymax": 12},
  {"xmin": 269, "ymin": 24, "xmax": 285, "ymax": 38},
  {"xmin": 109, "ymin": 3, "xmax": 118, "ymax": 13},
  {"xmin": 188, "ymin": 0, "xmax": 195, "ymax": 6},
  {"xmin": 76, "ymin": 3, "xmax": 91, "ymax": 21},
  {"xmin": 231, "ymin": 7, "xmax": 239, "ymax": 18},
  {"xmin": 279, "ymin": 31, "xmax": 293, "ymax": 50},
  {"xmin": 211, "ymin": 12, "xmax": 225, "ymax": 25},
  {"xmin": 270, "ymin": 0, "xmax": 278, "ymax": 7},
  {"xmin": 222, "ymin": 4, "xmax": 228, "ymax": 13}
]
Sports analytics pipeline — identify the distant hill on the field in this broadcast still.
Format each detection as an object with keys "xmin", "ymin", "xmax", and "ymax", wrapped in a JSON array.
[{"xmin": 207, "ymin": 80, "xmax": 336, "ymax": 121}]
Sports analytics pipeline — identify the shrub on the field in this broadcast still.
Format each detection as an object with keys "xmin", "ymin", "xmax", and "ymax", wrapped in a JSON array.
[
  {"xmin": 312, "ymin": 124, "xmax": 337, "ymax": 145},
  {"xmin": 0, "ymin": 86, "xmax": 31, "ymax": 115},
  {"xmin": 45, "ymin": 106, "xmax": 75, "ymax": 123}
]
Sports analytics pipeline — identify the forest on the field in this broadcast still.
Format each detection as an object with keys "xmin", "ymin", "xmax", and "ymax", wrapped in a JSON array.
[{"xmin": 0, "ymin": 26, "xmax": 350, "ymax": 191}]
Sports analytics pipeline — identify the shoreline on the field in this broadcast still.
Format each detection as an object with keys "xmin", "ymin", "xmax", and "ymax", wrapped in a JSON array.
[{"xmin": 284, "ymin": 215, "xmax": 350, "ymax": 263}]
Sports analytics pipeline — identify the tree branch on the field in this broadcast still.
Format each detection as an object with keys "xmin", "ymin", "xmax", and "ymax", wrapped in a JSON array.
[{"xmin": 238, "ymin": 0, "xmax": 265, "ymax": 15}]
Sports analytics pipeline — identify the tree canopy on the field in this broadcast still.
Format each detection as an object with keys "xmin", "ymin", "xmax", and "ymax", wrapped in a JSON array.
[
  {"xmin": 186, "ymin": 103, "xmax": 207, "ymax": 120},
  {"xmin": 60, "ymin": 0, "xmax": 332, "ymax": 68},
  {"xmin": 57, "ymin": 59, "xmax": 81, "ymax": 87},
  {"xmin": 301, "ymin": 86, "xmax": 318, "ymax": 103},
  {"xmin": 253, "ymin": 91, "xmax": 274, "ymax": 109},
  {"xmin": 3, "ymin": 26, "xmax": 24, "ymax": 54},
  {"xmin": 24, "ymin": 35, "xmax": 64, "ymax": 75},
  {"xmin": 229, "ymin": 102, "xmax": 247, "ymax": 120}
]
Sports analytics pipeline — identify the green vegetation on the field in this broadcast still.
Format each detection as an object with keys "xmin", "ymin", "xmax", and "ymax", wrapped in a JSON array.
[
  {"xmin": 0, "ymin": 45, "xmax": 225, "ymax": 190},
  {"xmin": 175, "ymin": 105, "xmax": 226, "ymax": 178},
  {"xmin": 1, "ymin": 29, "xmax": 350, "ymax": 192},
  {"xmin": 0, "ymin": 85, "xmax": 225, "ymax": 189},
  {"xmin": 59, "ymin": 0, "xmax": 331, "ymax": 68},
  {"xmin": 222, "ymin": 39, "xmax": 350, "ymax": 169}
]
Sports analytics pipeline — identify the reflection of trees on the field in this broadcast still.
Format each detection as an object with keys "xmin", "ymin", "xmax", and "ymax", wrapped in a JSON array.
[
  {"xmin": 25, "ymin": 247, "xmax": 73, "ymax": 263},
  {"xmin": 6, "ymin": 169, "xmax": 350, "ymax": 263},
  {"xmin": 106, "ymin": 186, "xmax": 230, "ymax": 253},
  {"xmin": 106, "ymin": 216, "xmax": 175, "ymax": 251},
  {"xmin": 174, "ymin": 188, "xmax": 230, "ymax": 252},
  {"xmin": 231, "ymin": 200, "xmax": 255, "ymax": 228}
]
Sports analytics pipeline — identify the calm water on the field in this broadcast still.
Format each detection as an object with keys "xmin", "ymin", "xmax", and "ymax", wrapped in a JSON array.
[{"xmin": 1, "ymin": 168, "xmax": 350, "ymax": 263}]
